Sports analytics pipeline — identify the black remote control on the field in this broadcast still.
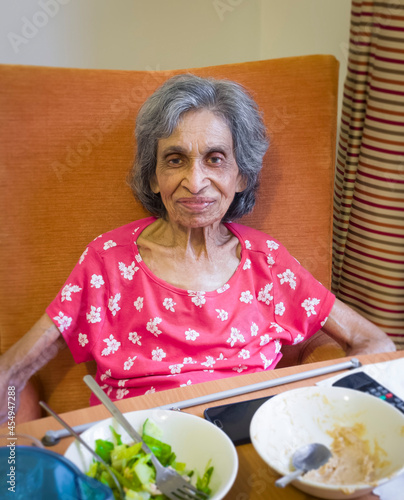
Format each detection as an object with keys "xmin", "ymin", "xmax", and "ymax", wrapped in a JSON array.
[{"xmin": 332, "ymin": 371, "xmax": 404, "ymax": 414}]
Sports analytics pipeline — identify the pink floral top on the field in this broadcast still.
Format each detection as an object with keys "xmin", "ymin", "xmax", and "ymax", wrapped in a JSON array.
[{"xmin": 46, "ymin": 217, "xmax": 335, "ymax": 405}]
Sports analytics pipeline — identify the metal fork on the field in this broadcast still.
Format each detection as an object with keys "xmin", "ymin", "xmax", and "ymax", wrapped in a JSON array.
[
  {"xmin": 39, "ymin": 401, "xmax": 125, "ymax": 500},
  {"xmin": 83, "ymin": 375, "xmax": 209, "ymax": 500}
]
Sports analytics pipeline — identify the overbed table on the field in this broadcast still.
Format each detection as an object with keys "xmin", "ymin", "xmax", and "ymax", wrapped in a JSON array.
[{"xmin": 16, "ymin": 351, "xmax": 404, "ymax": 499}]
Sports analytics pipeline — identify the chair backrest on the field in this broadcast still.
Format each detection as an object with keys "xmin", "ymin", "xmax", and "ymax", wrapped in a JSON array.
[{"xmin": 0, "ymin": 56, "xmax": 339, "ymax": 413}]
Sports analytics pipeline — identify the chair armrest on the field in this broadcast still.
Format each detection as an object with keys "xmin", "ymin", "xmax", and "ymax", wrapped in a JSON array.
[
  {"xmin": 16, "ymin": 376, "xmax": 42, "ymax": 424},
  {"xmin": 278, "ymin": 330, "xmax": 346, "ymax": 368},
  {"xmin": 299, "ymin": 330, "xmax": 346, "ymax": 365}
]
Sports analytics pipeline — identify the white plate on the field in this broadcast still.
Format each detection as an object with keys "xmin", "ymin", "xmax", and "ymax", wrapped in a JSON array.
[{"xmin": 65, "ymin": 408, "xmax": 238, "ymax": 500}]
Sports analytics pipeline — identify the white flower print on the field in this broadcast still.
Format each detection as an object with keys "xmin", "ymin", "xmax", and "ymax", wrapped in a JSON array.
[
  {"xmin": 216, "ymin": 283, "xmax": 230, "ymax": 293},
  {"xmin": 118, "ymin": 379, "xmax": 128, "ymax": 387},
  {"xmin": 169, "ymin": 364, "xmax": 183, "ymax": 374},
  {"xmin": 251, "ymin": 322, "xmax": 259, "ymax": 336},
  {"xmin": 216, "ymin": 309, "xmax": 228, "ymax": 321},
  {"xmin": 128, "ymin": 331, "xmax": 142, "ymax": 346},
  {"xmin": 203, "ymin": 369, "xmax": 214, "ymax": 373},
  {"xmin": 183, "ymin": 357, "xmax": 197, "ymax": 364},
  {"xmin": 277, "ymin": 269, "xmax": 297, "ymax": 290},
  {"xmin": 87, "ymin": 306, "xmax": 102, "ymax": 324},
  {"xmin": 293, "ymin": 334, "xmax": 304, "ymax": 344},
  {"xmin": 243, "ymin": 258, "xmax": 251, "ymax": 270},
  {"xmin": 103, "ymin": 240, "xmax": 117, "ymax": 250},
  {"xmin": 275, "ymin": 302, "xmax": 285, "ymax": 316},
  {"xmin": 180, "ymin": 380, "xmax": 192, "ymax": 387},
  {"xmin": 233, "ymin": 364, "xmax": 247, "ymax": 373},
  {"xmin": 275, "ymin": 339, "xmax": 282, "ymax": 353},
  {"xmin": 188, "ymin": 290, "xmax": 206, "ymax": 307},
  {"xmin": 147, "ymin": 317, "xmax": 162, "ymax": 337},
  {"xmin": 118, "ymin": 261, "xmax": 138, "ymax": 280},
  {"xmin": 266, "ymin": 240, "xmax": 279, "ymax": 251},
  {"xmin": 201, "ymin": 356, "xmax": 216, "ymax": 368},
  {"xmin": 260, "ymin": 334, "xmax": 272, "ymax": 346},
  {"xmin": 321, "ymin": 317, "xmax": 328, "ymax": 327},
  {"xmin": 116, "ymin": 388, "xmax": 129, "ymax": 399},
  {"xmin": 226, "ymin": 327, "xmax": 245, "ymax": 347},
  {"xmin": 61, "ymin": 284, "xmax": 82, "ymax": 302},
  {"xmin": 133, "ymin": 227, "xmax": 140, "ymax": 234},
  {"xmin": 135, "ymin": 253, "xmax": 142, "ymax": 263},
  {"xmin": 90, "ymin": 274, "xmax": 105, "ymax": 289},
  {"xmin": 267, "ymin": 254, "xmax": 275, "ymax": 267},
  {"xmin": 185, "ymin": 329, "xmax": 199, "ymax": 341},
  {"xmin": 238, "ymin": 349, "xmax": 250, "ymax": 360},
  {"xmin": 240, "ymin": 290, "xmax": 253, "ymax": 304},
  {"xmin": 217, "ymin": 353, "xmax": 227, "ymax": 361},
  {"xmin": 245, "ymin": 240, "xmax": 252, "ymax": 249},
  {"xmin": 105, "ymin": 386, "xmax": 113, "ymax": 396},
  {"xmin": 78, "ymin": 333, "xmax": 88, "ymax": 347},
  {"xmin": 269, "ymin": 322, "xmax": 284, "ymax": 333},
  {"xmin": 163, "ymin": 298, "xmax": 176, "ymax": 312},
  {"xmin": 100, "ymin": 369, "xmax": 111, "ymax": 381},
  {"xmin": 134, "ymin": 297, "xmax": 144, "ymax": 311},
  {"xmin": 257, "ymin": 283, "xmax": 273, "ymax": 305},
  {"xmin": 145, "ymin": 387, "xmax": 156, "ymax": 395},
  {"xmin": 301, "ymin": 297, "xmax": 321, "ymax": 317},
  {"xmin": 53, "ymin": 312, "xmax": 72, "ymax": 332},
  {"xmin": 152, "ymin": 347, "xmax": 166, "ymax": 361},
  {"xmin": 101, "ymin": 334, "xmax": 121, "ymax": 356},
  {"xmin": 124, "ymin": 355, "xmax": 137, "ymax": 370},
  {"xmin": 79, "ymin": 248, "xmax": 88, "ymax": 264},
  {"xmin": 260, "ymin": 352, "xmax": 273, "ymax": 369},
  {"xmin": 108, "ymin": 293, "xmax": 121, "ymax": 316}
]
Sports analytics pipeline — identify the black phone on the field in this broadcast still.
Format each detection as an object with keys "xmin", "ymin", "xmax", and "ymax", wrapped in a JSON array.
[{"xmin": 204, "ymin": 394, "xmax": 274, "ymax": 446}]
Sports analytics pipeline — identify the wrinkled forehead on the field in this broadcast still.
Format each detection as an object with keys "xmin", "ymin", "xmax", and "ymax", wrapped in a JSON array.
[{"xmin": 157, "ymin": 108, "xmax": 234, "ymax": 154}]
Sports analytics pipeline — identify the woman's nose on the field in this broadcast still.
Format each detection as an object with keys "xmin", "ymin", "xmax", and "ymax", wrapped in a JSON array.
[{"xmin": 182, "ymin": 161, "xmax": 209, "ymax": 193}]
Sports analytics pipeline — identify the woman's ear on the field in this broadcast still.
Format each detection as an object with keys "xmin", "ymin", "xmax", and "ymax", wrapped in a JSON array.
[
  {"xmin": 150, "ymin": 175, "xmax": 160, "ymax": 194},
  {"xmin": 236, "ymin": 174, "xmax": 247, "ymax": 193}
]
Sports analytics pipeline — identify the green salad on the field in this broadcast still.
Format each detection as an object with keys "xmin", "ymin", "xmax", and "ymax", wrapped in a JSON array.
[{"xmin": 86, "ymin": 419, "xmax": 213, "ymax": 499}]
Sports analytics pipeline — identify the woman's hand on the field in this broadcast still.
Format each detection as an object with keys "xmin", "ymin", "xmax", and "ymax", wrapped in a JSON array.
[
  {"xmin": 0, "ymin": 314, "xmax": 65, "ymax": 425},
  {"xmin": 322, "ymin": 298, "xmax": 396, "ymax": 356}
]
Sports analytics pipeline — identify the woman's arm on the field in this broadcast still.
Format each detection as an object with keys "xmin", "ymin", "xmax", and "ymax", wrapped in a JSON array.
[
  {"xmin": 322, "ymin": 298, "xmax": 396, "ymax": 355},
  {"xmin": 0, "ymin": 313, "xmax": 66, "ymax": 424}
]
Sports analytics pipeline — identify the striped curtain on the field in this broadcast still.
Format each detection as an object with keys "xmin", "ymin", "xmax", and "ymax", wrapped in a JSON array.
[{"xmin": 332, "ymin": 0, "xmax": 404, "ymax": 348}]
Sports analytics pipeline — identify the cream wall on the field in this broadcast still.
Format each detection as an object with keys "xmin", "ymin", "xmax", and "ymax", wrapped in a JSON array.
[{"xmin": 1, "ymin": 0, "xmax": 351, "ymax": 111}]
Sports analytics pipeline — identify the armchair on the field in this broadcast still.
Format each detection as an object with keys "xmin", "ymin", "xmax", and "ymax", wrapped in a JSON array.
[{"xmin": 0, "ymin": 56, "xmax": 344, "ymax": 417}]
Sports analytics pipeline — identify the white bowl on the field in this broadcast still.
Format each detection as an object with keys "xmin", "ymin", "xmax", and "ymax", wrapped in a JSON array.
[
  {"xmin": 65, "ymin": 409, "xmax": 238, "ymax": 500},
  {"xmin": 250, "ymin": 386, "xmax": 404, "ymax": 499}
]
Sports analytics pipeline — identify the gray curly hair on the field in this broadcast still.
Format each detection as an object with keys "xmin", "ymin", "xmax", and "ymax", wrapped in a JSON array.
[{"xmin": 129, "ymin": 73, "xmax": 269, "ymax": 221}]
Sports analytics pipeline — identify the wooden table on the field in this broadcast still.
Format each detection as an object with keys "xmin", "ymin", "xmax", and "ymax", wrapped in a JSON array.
[{"xmin": 16, "ymin": 351, "xmax": 404, "ymax": 499}]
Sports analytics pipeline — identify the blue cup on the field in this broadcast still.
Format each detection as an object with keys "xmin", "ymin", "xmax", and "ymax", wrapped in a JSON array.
[{"xmin": 0, "ymin": 445, "xmax": 113, "ymax": 499}]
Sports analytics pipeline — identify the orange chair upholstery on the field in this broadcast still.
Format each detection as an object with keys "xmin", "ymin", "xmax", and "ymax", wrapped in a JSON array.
[{"xmin": 0, "ymin": 56, "xmax": 344, "ymax": 416}]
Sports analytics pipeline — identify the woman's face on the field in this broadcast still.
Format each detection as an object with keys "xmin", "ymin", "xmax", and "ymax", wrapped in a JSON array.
[{"xmin": 152, "ymin": 109, "xmax": 245, "ymax": 229}]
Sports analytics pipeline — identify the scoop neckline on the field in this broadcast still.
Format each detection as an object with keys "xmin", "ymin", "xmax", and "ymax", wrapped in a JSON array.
[{"xmin": 131, "ymin": 217, "xmax": 247, "ymax": 296}]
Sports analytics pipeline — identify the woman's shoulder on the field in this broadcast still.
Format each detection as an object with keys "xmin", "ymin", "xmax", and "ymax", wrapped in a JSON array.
[
  {"xmin": 86, "ymin": 217, "xmax": 156, "ymax": 254},
  {"xmin": 226, "ymin": 221, "xmax": 283, "ymax": 252}
]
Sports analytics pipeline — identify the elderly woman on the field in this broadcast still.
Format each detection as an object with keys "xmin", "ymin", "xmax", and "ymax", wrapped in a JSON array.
[{"xmin": 0, "ymin": 74, "xmax": 395, "ymax": 421}]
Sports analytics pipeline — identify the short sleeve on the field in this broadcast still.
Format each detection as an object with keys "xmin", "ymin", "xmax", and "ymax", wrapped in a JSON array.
[
  {"xmin": 46, "ymin": 246, "xmax": 109, "ymax": 363},
  {"xmin": 271, "ymin": 244, "xmax": 335, "ymax": 345}
]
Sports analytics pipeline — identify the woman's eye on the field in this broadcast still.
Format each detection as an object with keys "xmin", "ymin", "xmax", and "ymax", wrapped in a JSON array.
[
  {"xmin": 208, "ymin": 155, "xmax": 224, "ymax": 165},
  {"xmin": 167, "ymin": 156, "xmax": 182, "ymax": 166}
]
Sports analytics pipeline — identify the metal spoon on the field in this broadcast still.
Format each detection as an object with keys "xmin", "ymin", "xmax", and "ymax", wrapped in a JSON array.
[{"xmin": 275, "ymin": 443, "xmax": 332, "ymax": 488}]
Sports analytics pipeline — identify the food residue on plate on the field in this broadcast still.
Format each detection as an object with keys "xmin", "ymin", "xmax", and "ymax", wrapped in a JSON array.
[{"xmin": 304, "ymin": 423, "xmax": 390, "ymax": 486}]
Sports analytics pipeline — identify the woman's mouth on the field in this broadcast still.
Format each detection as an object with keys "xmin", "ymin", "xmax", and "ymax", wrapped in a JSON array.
[{"xmin": 177, "ymin": 197, "xmax": 215, "ymax": 212}]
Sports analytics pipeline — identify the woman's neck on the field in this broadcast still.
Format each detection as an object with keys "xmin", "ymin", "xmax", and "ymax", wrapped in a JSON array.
[
  {"xmin": 137, "ymin": 218, "xmax": 241, "ymax": 291},
  {"xmin": 149, "ymin": 218, "xmax": 233, "ymax": 257}
]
